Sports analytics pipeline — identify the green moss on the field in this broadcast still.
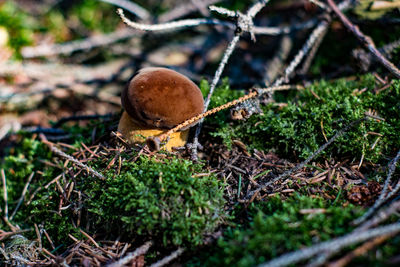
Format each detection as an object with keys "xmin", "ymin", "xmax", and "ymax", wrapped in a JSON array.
[
  {"xmin": 68, "ymin": 0, "xmax": 120, "ymax": 33},
  {"xmin": 0, "ymin": 1, "xmax": 35, "ymax": 56},
  {"xmin": 211, "ymin": 75, "xmax": 400, "ymax": 163},
  {"xmin": 0, "ymin": 138, "xmax": 52, "ymax": 206},
  {"xmin": 86, "ymin": 156, "xmax": 225, "ymax": 246},
  {"xmin": 189, "ymin": 194, "xmax": 362, "ymax": 267},
  {"xmin": 1, "ymin": 132, "xmax": 225, "ymax": 247}
]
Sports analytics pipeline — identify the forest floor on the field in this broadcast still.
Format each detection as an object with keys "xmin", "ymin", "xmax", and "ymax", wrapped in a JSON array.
[{"xmin": 1, "ymin": 0, "xmax": 400, "ymax": 266}]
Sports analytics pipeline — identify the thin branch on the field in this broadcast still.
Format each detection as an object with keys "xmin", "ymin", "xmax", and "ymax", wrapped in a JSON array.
[
  {"xmin": 53, "ymin": 113, "xmax": 116, "ymax": 128},
  {"xmin": 204, "ymin": 35, "xmax": 241, "ymax": 110},
  {"xmin": 1, "ymin": 169, "xmax": 8, "ymax": 219},
  {"xmin": 253, "ymin": 19, "xmax": 317, "ymax": 35},
  {"xmin": 248, "ymin": 118, "xmax": 365, "ymax": 199},
  {"xmin": 353, "ymin": 149, "xmax": 400, "ymax": 225},
  {"xmin": 118, "ymin": 7, "xmax": 313, "ymax": 36},
  {"xmin": 40, "ymin": 135, "xmax": 106, "ymax": 180},
  {"xmin": 326, "ymin": 0, "xmax": 400, "ymax": 78},
  {"xmin": 23, "ymin": 0, "xmax": 222, "ymax": 58},
  {"xmin": 237, "ymin": 0, "xmax": 352, "ymax": 118},
  {"xmin": 118, "ymin": 9, "xmax": 233, "ymax": 31},
  {"xmin": 269, "ymin": 0, "xmax": 352, "ymax": 87},
  {"xmin": 247, "ymin": 0, "xmax": 269, "ymax": 17},
  {"xmin": 108, "ymin": 241, "xmax": 152, "ymax": 267},
  {"xmin": 358, "ymin": 200, "xmax": 400, "ymax": 231},
  {"xmin": 272, "ymin": 20, "xmax": 329, "ymax": 87},
  {"xmin": 99, "ymin": 0, "xmax": 150, "ymax": 20},
  {"xmin": 21, "ymin": 29, "xmax": 139, "ymax": 58},
  {"xmin": 149, "ymin": 248, "xmax": 185, "ymax": 267},
  {"xmin": 298, "ymin": 23, "xmax": 329, "ymax": 75},
  {"xmin": 159, "ymin": 0, "xmax": 222, "ymax": 22},
  {"xmin": 189, "ymin": 0, "xmax": 270, "ymax": 159},
  {"xmin": 327, "ymin": 234, "xmax": 392, "ymax": 267},
  {"xmin": 258, "ymin": 222, "xmax": 400, "ymax": 267},
  {"xmin": 264, "ymin": 35, "xmax": 293, "ymax": 84},
  {"xmin": 209, "ymin": 5, "xmax": 237, "ymax": 17}
]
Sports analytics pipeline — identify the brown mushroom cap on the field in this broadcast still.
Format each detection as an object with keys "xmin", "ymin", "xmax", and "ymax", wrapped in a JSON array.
[{"xmin": 121, "ymin": 67, "xmax": 204, "ymax": 129}]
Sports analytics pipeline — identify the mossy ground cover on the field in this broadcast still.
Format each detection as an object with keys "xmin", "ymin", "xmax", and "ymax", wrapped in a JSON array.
[
  {"xmin": 211, "ymin": 74, "xmax": 400, "ymax": 164},
  {"xmin": 1, "ymin": 136, "xmax": 225, "ymax": 248},
  {"xmin": 1, "ymin": 0, "xmax": 400, "ymax": 265},
  {"xmin": 1, "ymin": 74, "xmax": 399, "ymax": 265}
]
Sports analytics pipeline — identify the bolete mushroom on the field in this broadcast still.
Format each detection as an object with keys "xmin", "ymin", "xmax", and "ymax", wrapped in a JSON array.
[{"xmin": 118, "ymin": 67, "xmax": 204, "ymax": 151}]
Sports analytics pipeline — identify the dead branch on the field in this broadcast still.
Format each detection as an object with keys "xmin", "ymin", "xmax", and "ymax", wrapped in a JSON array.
[
  {"xmin": 248, "ymin": 118, "xmax": 366, "ymax": 200},
  {"xmin": 264, "ymin": 35, "xmax": 293, "ymax": 84},
  {"xmin": 149, "ymin": 248, "xmax": 185, "ymax": 267},
  {"xmin": 1, "ymin": 169, "xmax": 8, "ymax": 220},
  {"xmin": 353, "ymin": 149, "xmax": 400, "ymax": 225},
  {"xmin": 258, "ymin": 222, "xmax": 400, "ymax": 267},
  {"xmin": 188, "ymin": 0, "xmax": 271, "ymax": 159},
  {"xmin": 326, "ymin": 0, "xmax": 400, "ymax": 78},
  {"xmin": 118, "ymin": 7, "xmax": 315, "ymax": 36},
  {"xmin": 99, "ymin": 0, "xmax": 150, "ymax": 20},
  {"xmin": 21, "ymin": 29, "xmax": 140, "ymax": 58},
  {"xmin": 272, "ymin": 20, "xmax": 329, "ymax": 87},
  {"xmin": 22, "ymin": 0, "xmax": 216, "ymax": 58},
  {"xmin": 118, "ymin": 10, "xmax": 234, "ymax": 31},
  {"xmin": 327, "ymin": 234, "xmax": 391, "ymax": 267},
  {"xmin": 358, "ymin": 200, "xmax": 400, "ymax": 231},
  {"xmin": 159, "ymin": 0, "xmax": 222, "ymax": 22},
  {"xmin": 108, "ymin": 241, "xmax": 152, "ymax": 267},
  {"xmin": 299, "ymin": 23, "xmax": 329, "ymax": 75},
  {"xmin": 233, "ymin": 0, "xmax": 352, "ymax": 120}
]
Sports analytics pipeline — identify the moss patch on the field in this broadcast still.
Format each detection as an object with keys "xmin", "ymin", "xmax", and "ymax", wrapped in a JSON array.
[
  {"xmin": 211, "ymin": 75, "xmax": 400, "ymax": 163},
  {"xmin": 1, "ymin": 134, "xmax": 225, "ymax": 248}
]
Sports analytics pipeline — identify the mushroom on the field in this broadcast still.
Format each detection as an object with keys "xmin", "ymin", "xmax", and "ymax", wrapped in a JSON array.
[{"xmin": 118, "ymin": 67, "xmax": 204, "ymax": 151}]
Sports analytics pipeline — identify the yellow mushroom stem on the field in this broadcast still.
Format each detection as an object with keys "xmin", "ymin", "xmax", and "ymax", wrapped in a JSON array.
[{"xmin": 118, "ymin": 111, "xmax": 188, "ymax": 151}]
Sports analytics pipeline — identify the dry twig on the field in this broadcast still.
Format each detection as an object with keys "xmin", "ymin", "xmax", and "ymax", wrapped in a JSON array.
[
  {"xmin": 190, "ymin": 0, "xmax": 271, "ymax": 159},
  {"xmin": 40, "ymin": 135, "xmax": 106, "ymax": 180},
  {"xmin": 258, "ymin": 222, "xmax": 400, "ymax": 267},
  {"xmin": 99, "ymin": 0, "xmax": 150, "ymax": 20},
  {"xmin": 326, "ymin": 0, "xmax": 400, "ymax": 78},
  {"xmin": 149, "ymin": 248, "xmax": 185, "ymax": 267},
  {"xmin": 108, "ymin": 241, "xmax": 152, "ymax": 267},
  {"xmin": 247, "ymin": 118, "xmax": 366, "ymax": 200},
  {"xmin": 353, "ymin": 149, "xmax": 400, "ymax": 225}
]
